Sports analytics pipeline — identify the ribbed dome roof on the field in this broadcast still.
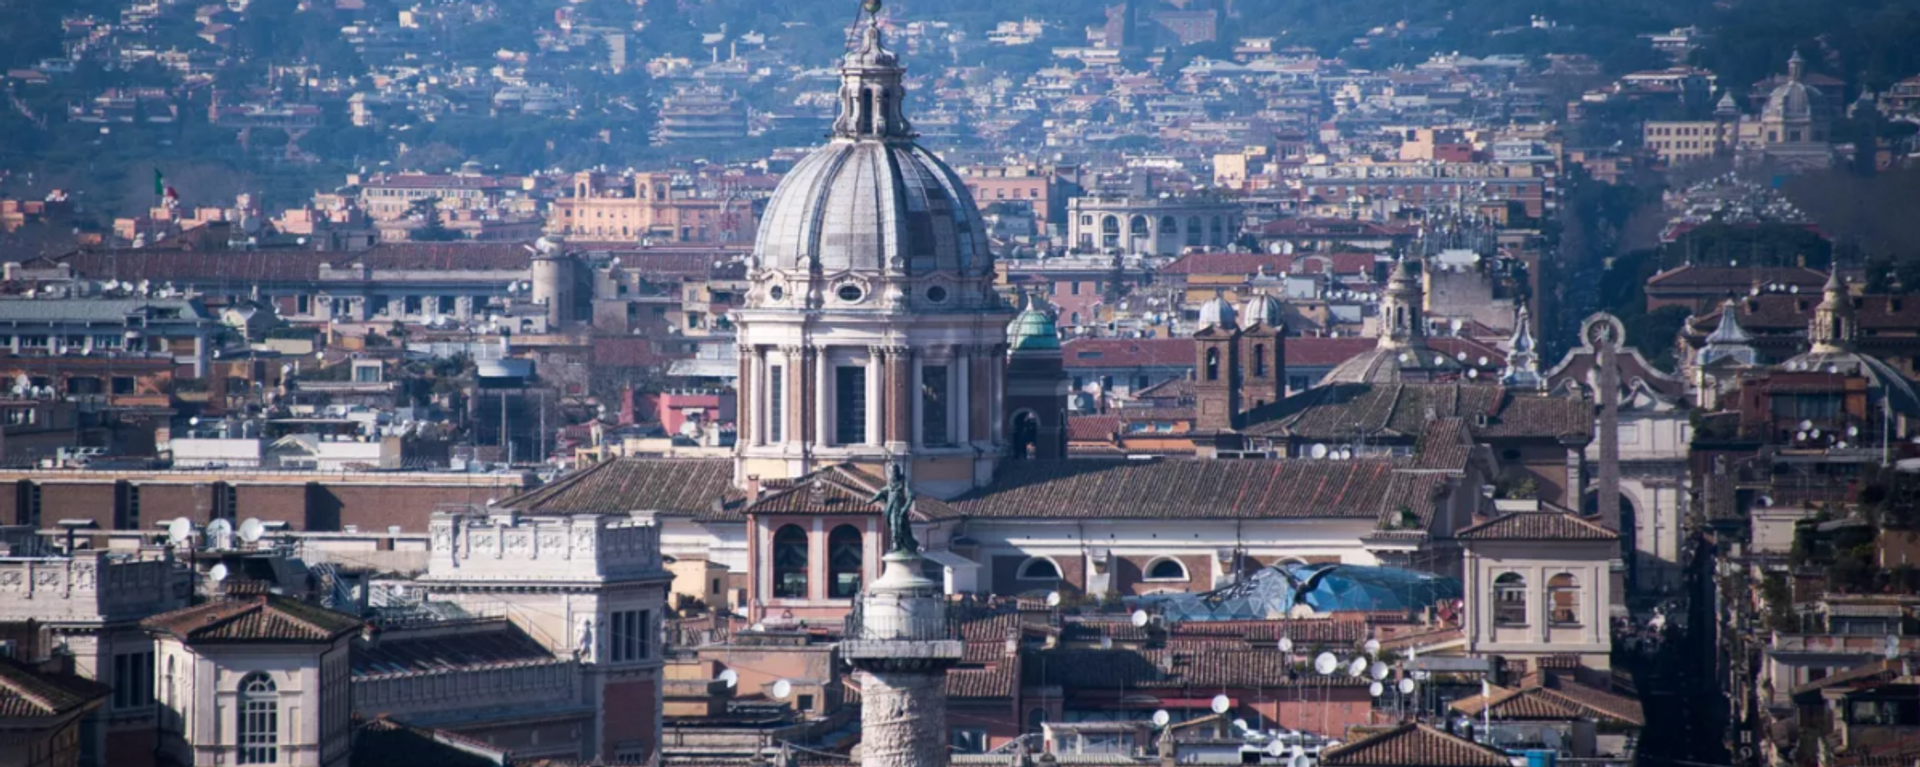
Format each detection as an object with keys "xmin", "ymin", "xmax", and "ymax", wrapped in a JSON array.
[
  {"xmin": 1198, "ymin": 296, "xmax": 1237, "ymax": 329},
  {"xmin": 1007, "ymin": 301, "xmax": 1060, "ymax": 352},
  {"xmin": 1763, "ymin": 50, "xmax": 1823, "ymax": 122},
  {"xmin": 750, "ymin": 18, "xmax": 988, "ymax": 278},
  {"xmin": 1241, "ymin": 293, "xmax": 1284, "ymax": 328},
  {"xmin": 754, "ymin": 142, "xmax": 987, "ymax": 275}
]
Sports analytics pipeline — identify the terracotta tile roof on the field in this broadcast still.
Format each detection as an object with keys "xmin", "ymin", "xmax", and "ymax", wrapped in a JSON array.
[
  {"xmin": 1168, "ymin": 618, "xmax": 1366, "ymax": 644},
  {"xmin": 1457, "ymin": 511, "xmax": 1617, "ymax": 541},
  {"xmin": 1024, "ymin": 648, "xmax": 1370, "ymax": 690},
  {"xmin": 144, "ymin": 594, "xmax": 363, "ymax": 644},
  {"xmin": 0, "ymin": 656, "xmax": 111, "ymax": 719},
  {"xmin": 1448, "ymin": 672, "xmax": 1644, "ymax": 726},
  {"xmin": 1244, "ymin": 383, "xmax": 1590, "ymax": 442},
  {"xmin": 1069, "ymin": 415, "xmax": 1122, "ymax": 442},
  {"xmin": 1411, "ymin": 418, "xmax": 1474, "ymax": 471},
  {"xmin": 352, "ymin": 619, "xmax": 557, "ymax": 679},
  {"xmin": 945, "ymin": 664, "xmax": 1018, "ymax": 699},
  {"xmin": 353, "ymin": 714, "xmax": 513, "ymax": 767},
  {"xmin": 741, "ymin": 464, "xmax": 960, "ymax": 519},
  {"xmin": 1687, "ymin": 293, "xmax": 1920, "ymax": 334},
  {"xmin": 1321, "ymin": 723, "xmax": 1512, "ymax": 767},
  {"xmin": 947, "ymin": 459, "xmax": 1414, "ymax": 520},
  {"xmin": 499, "ymin": 457, "xmax": 736, "ymax": 519},
  {"xmin": 1288, "ymin": 337, "xmax": 1382, "ymax": 367},
  {"xmin": 1062, "ymin": 338, "xmax": 1193, "ymax": 369},
  {"xmin": 1645, "ymin": 265, "xmax": 1826, "ymax": 291}
]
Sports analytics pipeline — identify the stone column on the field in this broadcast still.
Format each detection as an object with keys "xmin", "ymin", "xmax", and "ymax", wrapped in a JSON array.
[
  {"xmin": 968, "ymin": 346, "xmax": 991, "ymax": 444},
  {"xmin": 842, "ymin": 552, "xmax": 963, "ymax": 767},
  {"xmin": 866, "ymin": 348, "xmax": 886, "ymax": 446},
  {"xmin": 911, "ymin": 354, "xmax": 925, "ymax": 448},
  {"xmin": 816, "ymin": 347, "xmax": 833, "ymax": 447},
  {"xmin": 988, "ymin": 348, "xmax": 1006, "ymax": 445},
  {"xmin": 885, "ymin": 346, "xmax": 912, "ymax": 449},
  {"xmin": 738, "ymin": 344, "xmax": 755, "ymax": 447},
  {"xmin": 954, "ymin": 348, "xmax": 971, "ymax": 444},
  {"xmin": 781, "ymin": 346, "xmax": 807, "ymax": 451}
]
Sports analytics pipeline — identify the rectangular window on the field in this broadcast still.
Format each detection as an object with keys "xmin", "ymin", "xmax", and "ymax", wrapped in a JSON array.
[
  {"xmin": 768, "ymin": 365, "xmax": 785, "ymax": 443},
  {"xmin": 921, "ymin": 365, "xmax": 949, "ymax": 446},
  {"xmin": 1495, "ymin": 579, "xmax": 1528, "ymax": 627},
  {"xmin": 609, "ymin": 609, "xmax": 651, "ymax": 663},
  {"xmin": 123, "ymin": 485, "xmax": 141, "ymax": 530},
  {"xmin": 93, "ymin": 334, "xmax": 122, "ymax": 350},
  {"xmin": 835, "ymin": 366, "xmax": 867, "ymax": 445},
  {"xmin": 112, "ymin": 650, "xmax": 155, "ymax": 709}
]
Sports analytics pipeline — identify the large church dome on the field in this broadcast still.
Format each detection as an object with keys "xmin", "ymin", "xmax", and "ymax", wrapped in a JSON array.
[
  {"xmin": 1763, "ymin": 50, "xmax": 1824, "ymax": 122},
  {"xmin": 748, "ymin": 21, "xmax": 990, "ymax": 303}
]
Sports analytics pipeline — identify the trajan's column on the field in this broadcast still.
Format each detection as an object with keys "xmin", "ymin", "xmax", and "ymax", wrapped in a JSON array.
[{"xmin": 843, "ymin": 467, "xmax": 964, "ymax": 767}]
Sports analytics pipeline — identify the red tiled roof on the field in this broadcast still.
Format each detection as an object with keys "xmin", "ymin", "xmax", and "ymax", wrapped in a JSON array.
[
  {"xmin": 1062, "ymin": 338, "xmax": 1192, "ymax": 369},
  {"xmin": 498, "ymin": 457, "xmax": 736, "ymax": 519},
  {"xmin": 144, "ymin": 594, "xmax": 363, "ymax": 644},
  {"xmin": 946, "ymin": 458, "xmax": 1414, "ymax": 520},
  {"xmin": 1644, "ymin": 265, "xmax": 1826, "ymax": 291},
  {"xmin": 351, "ymin": 619, "xmax": 556, "ymax": 679},
  {"xmin": 1457, "ymin": 511, "xmax": 1617, "ymax": 541},
  {"xmin": 0, "ymin": 656, "xmax": 111, "ymax": 719},
  {"xmin": 1321, "ymin": 723, "xmax": 1513, "ymax": 767},
  {"xmin": 1068, "ymin": 415, "xmax": 1121, "ymax": 442},
  {"xmin": 1245, "ymin": 383, "xmax": 1589, "ymax": 442}
]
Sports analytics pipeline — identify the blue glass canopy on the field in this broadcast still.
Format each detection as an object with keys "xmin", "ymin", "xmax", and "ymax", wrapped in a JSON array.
[{"xmin": 1137, "ymin": 563, "xmax": 1462, "ymax": 621}]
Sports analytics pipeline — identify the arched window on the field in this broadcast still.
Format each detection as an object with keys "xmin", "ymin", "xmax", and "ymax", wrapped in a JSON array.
[
  {"xmin": 1129, "ymin": 215, "xmax": 1149, "ymax": 236},
  {"xmin": 237, "ymin": 673, "xmax": 278, "ymax": 764},
  {"xmin": 773, "ymin": 525, "xmax": 809, "ymax": 599},
  {"xmin": 1144, "ymin": 557, "xmax": 1189, "ymax": 582},
  {"xmin": 1011, "ymin": 410, "xmax": 1040, "ymax": 459},
  {"xmin": 1205, "ymin": 348, "xmax": 1220, "ymax": 381},
  {"xmin": 1186, "ymin": 216, "xmax": 1203, "ymax": 246},
  {"xmin": 1017, "ymin": 557, "xmax": 1061, "ymax": 581},
  {"xmin": 1494, "ymin": 573, "xmax": 1527, "ymax": 627},
  {"xmin": 1160, "ymin": 216, "xmax": 1179, "ymax": 234},
  {"xmin": 1101, "ymin": 215, "xmax": 1120, "ymax": 248},
  {"xmin": 1210, "ymin": 216, "xmax": 1225, "ymax": 246},
  {"xmin": 1027, "ymin": 707, "xmax": 1047, "ymax": 733},
  {"xmin": 1548, "ymin": 573, "xmax": 1580, "ymax": 626},
  {"xmin": 1252, "ymin": 345, "xmax": 1268, "ymax": 377},
  {"xmin": 828, "ymin": 525, "xmax": 864, "ymax": 599}
]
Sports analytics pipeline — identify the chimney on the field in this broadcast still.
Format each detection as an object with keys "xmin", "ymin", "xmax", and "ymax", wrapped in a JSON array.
[{"xmin": 745, "ymin": 475, "xmax": 761, "ymax": 502}]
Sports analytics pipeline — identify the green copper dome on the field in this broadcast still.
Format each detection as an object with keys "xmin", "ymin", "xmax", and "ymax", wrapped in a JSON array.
[{"xmin": 1007, "ymin": 302, "xmax": 1060, "ymax": 352}]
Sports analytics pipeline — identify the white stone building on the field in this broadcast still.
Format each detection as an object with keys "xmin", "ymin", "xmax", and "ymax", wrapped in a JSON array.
[{"xmin": 1459, "ymin": 510, "xmax": 1618, "ymax": 671}]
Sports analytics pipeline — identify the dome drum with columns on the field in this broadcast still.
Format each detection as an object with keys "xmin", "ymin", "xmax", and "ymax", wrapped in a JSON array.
[{"xmin": 733, "ymin": 9, "xmax": 1014, "ymax": 499}]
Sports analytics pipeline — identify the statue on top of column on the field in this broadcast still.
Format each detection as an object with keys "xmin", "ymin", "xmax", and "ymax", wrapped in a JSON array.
[{"xmin": 871, "ymin": 463, "xmax": 918, "ymax": 554}]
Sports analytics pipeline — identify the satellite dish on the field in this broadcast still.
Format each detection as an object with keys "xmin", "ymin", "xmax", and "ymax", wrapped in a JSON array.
[
  {"xmin": 1100, "ymin": 636, "xmax": 1113, "ymax": 650},
  {"xmin": 1477, "ymin": 355, "xmax": 1489, "ymax": 367},
  {"xmin": 1310, "ymin": 443, "xmax": 1329, "ymax": 459},
  {"xmin": 1152, "ymin": 709, "xmax": 1171, "ymax": 728},
  {"xmin": 1800, "ymin": 419, "xmax": 1814, "ymax": 431},
  {"xmin": 718, "ymin": 669, "xmax": 739, "ymax": 689},
  {"xmin": 167, "ymin": 518, "xmax": 193, "ymax": 545},
  {"xmin": 1371, "ymin": 663, "xmax": 1389, "ymax": 681},
  {"xmin": 238, "ymin": 518, "xmax": 265, "ymax": 543},
  {"xmin": 1349, "ymin": 658, "xmax": 1368, "ymax": 677},
  {"xmin": 1266, "ymin": 741, "xmax": 1287, "ymax": 758},
  {"xmin": 1278, "ymin": 637, "xmax": 1293, "ymax": 653},
  {"xmin": 1290, "ymin": 755, "xmax": 1309, "ymax": 767},
  {"xmin": 1232, "ymin": 718, "xmax": 1248, "ymax": 732},
  {"xmin": 208, "ymin": 563, "xmax": 229, "ymax": 582},
  {"xmin": 771, "ymin": 679, "xmax": 793, "ymax": 700},
  {"xmin": 1131, "ymin": 610, "xmax": 1150, "ymax": 627},
  {"xmin": 1397, "ymin": 678, "xmax": 1416, "ymax": 695},
  {"xmin": 750, "ymin": 622, "xmax": 766, "ymax": 632},
  {"xmin": 1046, "ymin": 591, "xmax": 1062, "ymax": 607},
  {"xmin": 1314, "ymin": 652, "xmax": 1339, "ymax": 675},
  {"xmin": 1210, "ymin": 694, "xmax": 1231, "ymax": 714},
  {"xmin": 1363, "ymin": 639, "xmax": 1381, "ymax": 656},
  {"xmin": 1369, "ymin": 681, "xmax": 1385, "ymax": 697},
  {"xmin": 1848, "ymin": 425, "xmax": 1860, "ymax": 437}
]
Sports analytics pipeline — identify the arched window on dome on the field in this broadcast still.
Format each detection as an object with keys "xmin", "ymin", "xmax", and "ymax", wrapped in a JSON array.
[
  {"xmin": 829, "ymin": 525, "xmax": 864, "ymax": 599},
  {"xmin": 237, "ymin": 673, "xmax": 278, "ymax": 764},
  {"xmin": 1205, "ymin": 348, "xmax": 1220, "ymax": 381},
  {"xmin": 773, "ymin": 525, "xmax": 809, "ymax": 599},
  {"xmin": 1186, "ymin": 216, "xmax": 1203, "ymax": 246},
  {"xmin": 1144, "ymin": 557, "xmax": 1189, "ymax": 582},
  {"xmin": 1017, "ymin": 557, "xmax": 1062, "ymax": 581},
  {"xmin": 857, "ymin": 87, "xmax": 875, "ymax": 135}
]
